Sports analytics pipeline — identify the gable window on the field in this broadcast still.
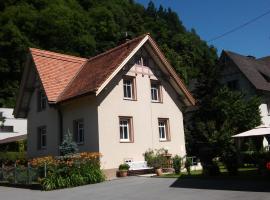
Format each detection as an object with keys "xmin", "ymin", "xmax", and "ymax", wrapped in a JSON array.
[
  {"xmin": 37, "ymin": 89, "xmax": 46, "ymax": 111},
  {"xmin": 73, "ymin": 119, "xmax": 84, "ymax": 144},
  {"xmin": 119, "ymin": 117, "xmax": 133, "ymax": 142},
  {"xmin": 158, "ymin": 119, "xmax": 170, "ymax": 141},
  {"xmin": 227, "ymin": 80, "xmax": 239, "ymax": 90},
  {"xmin": 151, "ymin": 81, "xmax": 162, "ymax": 102},
  {"xmin": 123, "ymin": 77, "xmax": 136, "ymax": 100},
  {"xmin": 135, "ymin": 57, "xmax": 149, "ymax": 66},
  {"xmin": 37, "ymin": 126, "xmax": 46, "ymax": 150}
]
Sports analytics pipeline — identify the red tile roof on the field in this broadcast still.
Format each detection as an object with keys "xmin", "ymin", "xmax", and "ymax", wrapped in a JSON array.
[
  {"xmin": 29, "ymin": 34, "xmax": 195, "ymax": 106},
  {"xmin": 30, "ymin": 48, "xmax": 87, "ymax": 102},
  {"xmin": 58, "ymin": 34, "xmax": 146, "ymax": 102}
]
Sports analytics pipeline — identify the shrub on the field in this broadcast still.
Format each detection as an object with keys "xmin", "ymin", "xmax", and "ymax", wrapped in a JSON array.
[
  {"xmin": 185, "ymin": 157, "xmax": 192, "ymax": 175},
  {"xmin": 172, "ymin": 155, "xmax": 182, "ymax": 174},
  {"xmin": 257, "ymin": 151, "xmax": 270, "ymax": 176},
  {"xmin": 221, "ymin": 146, "xmax": 239, "ymax": 175},
  {"xmin": 59, "ymin": 130, "xmax": 78, "ymax": 156},
  {"xmin": 0, "ymin": 151, "xmax": 26, "ymax": 164},
  {"xmin": 144, "ymin": 148, "xmax": 167, "ymax": 169},
  {"xmin": 118, "ymin": 163, "xmax": 130, "ymax": 171},
  {"xmin": 30, "ymin": 152, "xmax": 105, "ymax": 190}
]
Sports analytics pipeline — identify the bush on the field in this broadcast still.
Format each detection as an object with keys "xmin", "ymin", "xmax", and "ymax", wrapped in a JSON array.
[
  {"xmin": 0, "ymin": 151, "xmax": 26, "ymax": 164},
  {"xmin": 59, "ymin": 130, "xmax": 78, "ymax": 156},
  {"xmin": 199, "ymin": 147, "xmax": 220, "ymax": 176},
  {"xmin": 185, "ymin": 157, "xmax": 192, "ymax": 175},
  {"xmin": 257, "ymin": 151, "xmax": 270, "ymax": 176},
  {"xmin": 118, "ymin": 163, "xmax": 130, "ymax": 171},
  {"xmin": 30, "ymin": 152, "xmax": 105, "ymax": 190},
  {"xmin": 172, "ymin": 155, "xmax": 182, "ymax": 174},
  {"xmin": 143, "ymin": 148, "xmax": 167, "ymax": 169},
  {"xmin": 221, "ymin": 146, "xmax": 239, "ymax": 175}
]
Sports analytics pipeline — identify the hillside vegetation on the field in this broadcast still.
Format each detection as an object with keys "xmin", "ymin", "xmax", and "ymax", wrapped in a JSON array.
[{"xmin": 0, "ymin": 0, "xmax": 217, "ymax": 107}]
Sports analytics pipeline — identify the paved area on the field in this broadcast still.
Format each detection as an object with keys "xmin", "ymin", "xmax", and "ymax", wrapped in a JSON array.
[{"xmin": 0, "ymin": 177, "xmax": 269, "ymax": 200}]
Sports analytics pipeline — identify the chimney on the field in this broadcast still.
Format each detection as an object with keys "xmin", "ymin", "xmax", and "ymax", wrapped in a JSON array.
[{"xmin": 247, "ymin": 55, "xmax": 256, "ymax": 59}]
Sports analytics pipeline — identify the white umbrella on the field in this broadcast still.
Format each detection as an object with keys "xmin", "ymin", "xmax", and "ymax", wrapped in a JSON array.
[{"xmin": 232, "ymin": 125, "xmax": 270, "ymax": 138}]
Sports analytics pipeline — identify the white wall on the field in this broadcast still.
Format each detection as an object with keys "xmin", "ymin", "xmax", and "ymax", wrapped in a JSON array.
[
  {"xmin": 27, "ymin": 87, "xmax": 59, "ymax": 158},
  {"xmin": 97, "ymin": 48, "xmax": 186, "ymax": 169},
  {"xmin": 0, "ymin": 108, "xmax": 27, "ymax": 134}
]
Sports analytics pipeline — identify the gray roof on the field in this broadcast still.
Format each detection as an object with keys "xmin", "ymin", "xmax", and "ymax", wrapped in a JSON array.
[{"xmin": 224, "ymin": 50, "xmax": 270, "ymax": 92}]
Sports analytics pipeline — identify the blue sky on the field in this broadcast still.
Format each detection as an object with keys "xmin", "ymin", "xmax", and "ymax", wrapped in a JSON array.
[{"xmin": 136, "ymin": 0, "xmax": 270, "ymax": 58}]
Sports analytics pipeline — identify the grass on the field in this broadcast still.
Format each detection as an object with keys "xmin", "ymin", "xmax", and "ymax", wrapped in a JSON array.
[{"xmin": 161, "ymin": 167, "xmax": 269, "ymax": 181}]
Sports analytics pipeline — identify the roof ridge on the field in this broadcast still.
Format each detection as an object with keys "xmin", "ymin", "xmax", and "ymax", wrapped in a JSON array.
[
  {"xmin": 57, "ymin": 34, "xmax": 148, "ymax": 102},
  {"xmin": 87, "ymin": 34, "xmax": 148, "ymax": 62},
  {"xmin": 30, "ymin": 48, "xmax": 87, "ymax": 63}
]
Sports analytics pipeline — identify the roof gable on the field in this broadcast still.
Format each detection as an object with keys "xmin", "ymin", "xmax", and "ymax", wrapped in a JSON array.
[
  {"xmin": 222, "ymin": 50, "xmax": 270, "ymax": 92},
  {"xmin": 30, "ymin": 48, "xmax": 87, "ymax": 102}
]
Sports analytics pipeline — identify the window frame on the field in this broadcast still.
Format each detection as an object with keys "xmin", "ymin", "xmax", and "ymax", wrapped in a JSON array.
[
  {"xmin": 158, "ymin": 118, "xmax": 170, "ymax": 142},
  {"xmin": 119, "ymin": 116, "xmax": 134, "ymax": 143},
  {"xmin": 73, "ymin": 119, "xmax": 84, "ymax": 145},
  {"xmin": 37, "ymin": 126, "xmax": 47, "ymax": 150},
  {"xmin": 37, "ymin": 89, "xmax": 47, "ymax": 112},
  {"xmin": 123, "ymin": 76, "xmax": 136, "ymax": 100},
  {"xmin": 151, "ymin": 80, "xmax": 162, "ymax": 103}
]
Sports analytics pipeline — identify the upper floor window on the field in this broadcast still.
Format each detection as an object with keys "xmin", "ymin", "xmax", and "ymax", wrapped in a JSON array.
[
  {"xmin": 135, "ymin": 57, "xmax": 149, "ymax": 66},
  {"xmin": 119, "ymin": 117, "xmax": 133, "ymax": 142},
  {"xmin": 37, "ymin": 126, "xmax": 46, "ymax": 150},
  {"xmin": 227, "ymin": 80, "xmax": 239, "ymax": 90},
  {"xmin": 73, "ymin": 119, "xmax": 84, "ymax": 144},
  {"xmin": 123, "ymin": 77, "xmax": 136, "ymax": 100},
  {"xmin": 151, "ymin": 81, "xmax": 162, "ymax": 102},
  {"xmin": 158, "ymin": 119, "xmax": 170, "ymax": 141},
  {"xmin": 37, "ymin": 90, "xmax": 46, "ymax": 111}
]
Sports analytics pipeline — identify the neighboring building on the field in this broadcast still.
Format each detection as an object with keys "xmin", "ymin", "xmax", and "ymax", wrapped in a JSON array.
[
  {"xmin": 0, "ymin": 108, "xmax": 27, "ymax": 144},
  {"xmin": 14, "ymin": 34, "xmax": 195, "ymax": 176},
  {"xmin": 219, "ymin": 50, "xmax": 270, "ymax": 146}
]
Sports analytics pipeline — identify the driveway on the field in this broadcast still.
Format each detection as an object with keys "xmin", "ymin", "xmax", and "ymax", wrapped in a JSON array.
[{"xmin": 0, "ymin": 177, "xmax": 269, "ymax": 200}]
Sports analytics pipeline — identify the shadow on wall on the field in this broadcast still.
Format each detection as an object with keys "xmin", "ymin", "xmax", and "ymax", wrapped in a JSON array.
[{"xmin": 170, "ymin": 177, "xmax": 270, "ymax": 192}]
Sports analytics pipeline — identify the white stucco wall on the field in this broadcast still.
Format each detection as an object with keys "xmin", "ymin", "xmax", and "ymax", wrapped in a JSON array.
[
  {"xmin": 27, "ymin": 87, "xmax": 59, "ymax": 158},
  {"xmin": 61, "ymin": 96, "xmax": 99, "ymax": 152},
  {"xmin": 97, "ymin": 48, "xmax": 186, "ymax": 169},
  {"xmin": 0, "ymin": 108, "xmax": 27, "ymax": 134}
]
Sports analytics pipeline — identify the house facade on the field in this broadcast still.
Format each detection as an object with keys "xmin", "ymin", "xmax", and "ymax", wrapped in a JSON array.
[
  {"xmin": 219, "ymin": 50, "xmax": 270, "ymax": 146},
  {"xmin": 0, "ymin": 108, "xmax": 27, "ymax": 144},
  {"xmin": 14, "ymin": 34, "xmax": 195, "ymax": 175}
]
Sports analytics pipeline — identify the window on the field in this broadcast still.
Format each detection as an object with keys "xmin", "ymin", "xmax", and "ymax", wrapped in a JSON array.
[
  {"xmin": 135, "ymin": 57, "xmax": 148, "ymax": 66},
  {"xmin": 267, "ymin": 103, "xmax": 270, "ymax": 115},
  {"xmin": 158, "ymin": 119, "xmax": 170, "ymax": 141},
  {"xmin": 151, "ymin": 81, "xmax": 162, "ymax": 102},
  {"xmin": 119, "ymin": 117, "xmax": 133, "ymax": 142},
  {"xmin": 37, "ymin": 126, "xmax": 46, "ymax": 149},
  {"xmin": 73, "ymin": 119, "xmax": 84, "ymax": 144},
  {"xmin": 123, "ymin": 77, "xmax": 136, "ymax": 100},
  {"xmin": 227, "ymin": 80, "xmax": 239, "ymax": 90},
  {"xmin": 37, "ymin": 90, "xmax": 46, "ymax": 111}
]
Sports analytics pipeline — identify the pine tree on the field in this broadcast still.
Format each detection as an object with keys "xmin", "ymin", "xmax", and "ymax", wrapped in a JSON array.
[{"xmin": 59, "ymin": 129, "xmax": 78, "ymax": 156}]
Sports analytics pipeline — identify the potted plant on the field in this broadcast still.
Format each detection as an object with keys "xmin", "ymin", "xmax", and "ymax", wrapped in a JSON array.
[
  {"xmin": 118, "ymin": 163, "xmax": 130, "ymax": 177},
  {"xmin": 144, "ymin": 149, "xmax": 167, "ymax": 176}
]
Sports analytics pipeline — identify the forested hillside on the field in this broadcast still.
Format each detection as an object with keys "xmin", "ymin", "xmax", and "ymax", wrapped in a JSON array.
[{"xmin": 0, "ymin": 0, "xmax": 217, "ymax": 107}]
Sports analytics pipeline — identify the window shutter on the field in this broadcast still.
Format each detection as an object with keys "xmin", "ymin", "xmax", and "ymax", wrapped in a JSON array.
[
  {"xmin": 37, "ymin": 128, "xmax": 41, "ymax": 150},
  {"xmin": 73, "ymin": 120, "xmax": 78, "ymax": 143}
]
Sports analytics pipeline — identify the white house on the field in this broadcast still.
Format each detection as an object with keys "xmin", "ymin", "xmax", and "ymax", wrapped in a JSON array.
[
  {"xmin": 14, "ymin": 34, "xmax": 195, "ymax": 177},
  {"xmin": 0, "ymin": 108, "xmax": 27, "ymax": 144}
]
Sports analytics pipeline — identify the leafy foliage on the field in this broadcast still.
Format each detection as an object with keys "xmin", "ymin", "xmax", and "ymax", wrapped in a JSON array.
[
  {"xmin": 143, "ymin": 148, "xmax": 167, "ymax": 169},
  {"xmin": 118, "ymin": 163, "xmax": 130, "ymax": 171},
  {"xmin": 0, "ymin": 0, "xmax": 217, "ymax": 107},
  {"xmin": 172, "ymin": 155, "xmax": 182, "ymax": 174},
  {"xmin": 30, "ymin": 152, "xmax": 104, "ymax": 190}
]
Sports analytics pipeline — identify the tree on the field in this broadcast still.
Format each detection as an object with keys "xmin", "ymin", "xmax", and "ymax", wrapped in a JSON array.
[
  {"xmin": 189, "ymin": 86, "xmax": 261, "ymax": 174},
  {"xmin": 0, "ymin": 0, "xmax": 217, "ymax": 107},
  {"xmin": 59, "ymin": 129, "xmax": 78, "ymax": 156}
]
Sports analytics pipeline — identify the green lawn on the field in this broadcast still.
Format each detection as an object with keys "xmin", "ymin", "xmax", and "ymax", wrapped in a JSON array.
[{"xmin": 161, "ymin": 167, "xmax": 268, "ymax": 181}]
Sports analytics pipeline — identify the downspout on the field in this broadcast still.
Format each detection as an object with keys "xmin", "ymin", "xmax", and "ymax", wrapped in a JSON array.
[{"xmin": 57, "ymin": 106, "xmax": 63, "ymax": 145}]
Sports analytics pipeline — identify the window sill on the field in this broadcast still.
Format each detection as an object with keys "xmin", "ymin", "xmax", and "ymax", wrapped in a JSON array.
[
  {"xmin": 151, "ymin": 101, "xmax": 162, "ymax": 103},
  {"xmin": 120, "ymin": 140, "xmax": 133, "ymax": 143},
  {"xmin": 123, "ymin": 98, "xmax": 137, "ymax": 101},
  {"xmin": 159, "ymin": 139, "xmax": 170, "ymax": 142}
]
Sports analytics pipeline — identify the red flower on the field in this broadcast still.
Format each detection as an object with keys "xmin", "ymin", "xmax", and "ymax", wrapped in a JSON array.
[{"xmin": 266, "ymin": 162, "xmax": 270, "ymax": 170}]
